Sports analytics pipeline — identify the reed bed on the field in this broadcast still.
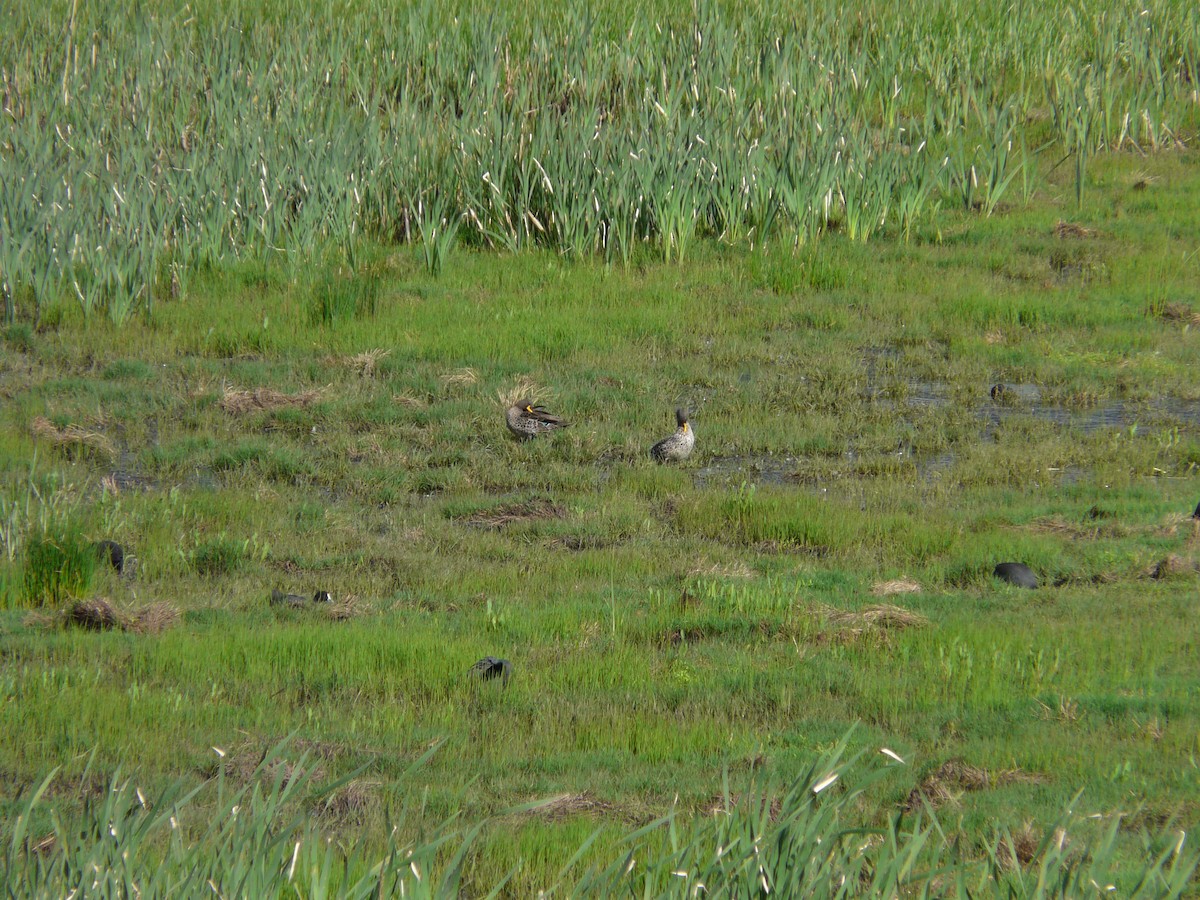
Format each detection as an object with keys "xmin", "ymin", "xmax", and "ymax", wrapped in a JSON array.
[
  {"xmin": 3, "ymin": 0, "xmax": 1198, "ymax": 322},
  {"xmin": 3, "ymin": 735, "xmax": 1195, "ymax": 897}
]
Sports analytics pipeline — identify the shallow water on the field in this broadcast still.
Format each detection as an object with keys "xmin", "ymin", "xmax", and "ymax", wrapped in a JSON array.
[{"xmin": 693, "ymin": 454, "xmax": 800, "ymax": 488}]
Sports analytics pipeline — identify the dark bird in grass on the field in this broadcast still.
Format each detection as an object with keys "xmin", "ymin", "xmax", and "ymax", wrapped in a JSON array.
[
  {"xmin": 1192, "ymin": 500, "xmax": 1200, "ymax": 520},
  {"xmin": 271, "ymin": 588, "xmax": 328, "ymax": 607},
  {"xmin": 470, "ymin": 656, "xmax": 512, "ymax": 687},
  {"xmin": 505, "ymin": 399, "xmax": 569, "ymax": 440},
  {"xmin": 993, "ymin": 562, "xmax": 1038, "ymax": 589},
  {"xmin": 650, "ymin": 408, "xmax": 695, "ymax": 462},
  {"xmin": 271, "ymin": 588, "xmax": 307, "ymax": 607},
  {"xmin": 94, "ymin": 540, "xmax": 125, "ymax": 574}
]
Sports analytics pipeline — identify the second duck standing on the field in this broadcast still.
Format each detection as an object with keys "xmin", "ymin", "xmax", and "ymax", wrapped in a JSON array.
[{"xmin": 650, "ymin": 408, "xmax": 695, "ymax": 462}]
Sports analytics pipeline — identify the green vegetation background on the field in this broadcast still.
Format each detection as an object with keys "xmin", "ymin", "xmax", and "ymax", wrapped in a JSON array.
[{"xmin": 2, "ymin": 0, "xmax": 1200, "ymax": 893}]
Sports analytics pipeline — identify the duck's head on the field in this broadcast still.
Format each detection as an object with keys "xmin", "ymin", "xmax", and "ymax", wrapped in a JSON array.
[{"xmin": 675, "ymin": 407, "xmax": 690, "ymax": 431}]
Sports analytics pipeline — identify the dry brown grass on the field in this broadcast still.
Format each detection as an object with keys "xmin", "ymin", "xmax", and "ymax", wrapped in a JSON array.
[
  {"xmin": 1053, "ymin": 220, "xmax": 1097, "ymax": 239},
  {"xmin": 314, "ymin": 779, "xmax": 379, "ymax": 824},
  {"xmin": 66, "ymin": 598, "xmax": 121, "ymax": 630},
  {"xmin": 871, "ymin": 578, "xmax": 922, "ymax": 597},
  {"xmin": 391, "ymin": 392, "xmax": 427, "ymax": 409},
  {"xmin": 1035, "ymin": 695, "xmax": 1080, "ymax": 723},
  {"xmin": 906, "ymin": 760, "xmax": 1046, "ymax": 812},
  {"xmin": 983, "ymin": 329, "xmax": 1006, "ymax": 345},
  {"xmin": 688, "ymin": 559, "xmax": 755, "ymax": 579},
  {"xmin": 30, "ymin": 416, "xmax": 115, "ymax": 459},
  {"xmin": 1147, "ymin": 554, "xmax": 1197, "ymax": 580},
  {"xmin": 497, "ymin": 375, "xmax": 549, "ymax": 409},
  {"xmin": 824, "ymin": 603, "xmax": 927, "ymax": 630},
  {"xmin": 1154, "ymin": 302, "xmax": 1200, "ymax": 327},
  {"xmin": 220, "ymin": 386, "xmax": 323, "ymax": 414},
  {"xmin": 30, "ymin": 599, "xmax": 178, "ymax": 634},
  {"xmin": 808, "ymin": 602, "xmax": 927, "ymax": 647},
  {"xmin": 440, "ymin": 366, "xmax": 479, "ymax": 389},
  {"xmin": 999, "ymin": 822, "xmax": 1043, "ymax": 870},
  {"xmin": 525, "ymin": 791, "xmax": 617, "ymax": 822},
  {"xmin": 340, "ymin": 348, "xmax": 390, "ymax": 378},
  {"xmin": 547, "ymin": 534, "xmax": 613, "ymax": 551},
  {"xmin": 327, "ymin": 593, "xmax": 363, "ymax": 622},
  {"xmin": 127, "ymin": 602, "xmax": 180, "ymax": 635},
  {"xmin": 465, "ymin": 499, "xmax": 565, "ymax": 528},
  {"xmin": 1020, "ymin": 515, "xmax": 1130, "ymax": 541}
]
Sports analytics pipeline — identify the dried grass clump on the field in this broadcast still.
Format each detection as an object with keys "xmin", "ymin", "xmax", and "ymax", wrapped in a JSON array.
[
  {"xmin": 1154, "ymin": 302, "xmax": 1200, "ymax": 327},
  {"xmin": 527, "ymin": 791, "xmax": 616, "ymax": 822},
  {"xmin": 1053, "ymin": 220, "xmax": 1096, "ymax": 239},
  {"xmin": 392, "ymin": 392, "xmax": 427, "ymax": 409},
  {"xmin": 809, "ymin": 603, "xmax": 927, "ymax": 646},
  {"xmin": 1035, "ymin": 695, "xmax": 1081, "ymax": 723},
  {"xmin": 547, "ymin": 534, "xmax": 612, "ymax": 551},
  {"xmin": 689, "ymin": 559, "xmax": 755, "ymax": 579},
  {"xmin": 497, "ymin": 376, "xmax": 549, "ymax": 409},
  {"xmin": 871, "ymin": 578, "xmax": 922, "ymax": 597},
  {"xmin": 67, "ymin": 598, "xmax": 121, "ymax": 630},
  {"xmin": 998, "ymin": 822, "xmax": 1044, "ymax": 871},
  {"xmin": 1025, "ymin": 516, "xmax": 1078, "ymax": 535},
  {"xmin": 327, "ymin": 593, "xmax": 363, "ymax": 622},
  {"xmin": 127, "ymin": 602, "xmax": 179, "ymax": 635},
  {"xmin": 466, "ymin": 499, "xmax": 565, "ymax": 528},
  {"xmin": 341, "ymin": 348, "xmax": 390, "ymax": 378},
  {"xmin": 31, "ymin": 416, "xmax": 115, "ymax": 459},
  {"xmin": 32, "ymin": 599, "xmax": 179, "ymax": 634},
  {"xmin": 440, "ymin": 366, "xmax": 478, "ymax": 389},
  {"xmin": 825, "ymin": 604, "xmax": 927, "ymax": 630},
  {"xmin": 314, "ymin": 779, "xmax": 378, "ymax": 824},
  {"xmin": 1131, "ymin": 171, "xmax": 1159, "ymax": 191},
  {"xmin": 906, "ymin": 760, "xmax": 1045, "ymax": 812},
  {"xmin": 220, "ymin": 386, "xmax": 322, "ymax": 414},
  {"xmin": 1147, "ymin": 554, "xmax": 1197, "ymax": 580}
]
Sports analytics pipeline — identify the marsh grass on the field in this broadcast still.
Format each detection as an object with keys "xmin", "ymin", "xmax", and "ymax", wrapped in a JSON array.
[
  {"xmin": 21, "ymin": 522, "xmax": 95, "ymax": 609},
  {"xmin": 1, "ymin": 5, "xmax": 1200, "ymax": 890},
  {"xmin": 3, "ymin": 0, "xmax": 1199, "ymax": 321},
  {"xmin": 3, "ymin": 734, "xmax": 1195, "ymax": 897}
]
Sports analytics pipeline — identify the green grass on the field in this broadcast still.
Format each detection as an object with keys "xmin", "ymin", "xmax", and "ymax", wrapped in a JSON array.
[
  {"xmin": 2, "ymin": 147, "xmax": 1199, "ymax": 892},
  {"xmin": 2, "ymin": 0, "xmax": 1200, "ymax": 892}
]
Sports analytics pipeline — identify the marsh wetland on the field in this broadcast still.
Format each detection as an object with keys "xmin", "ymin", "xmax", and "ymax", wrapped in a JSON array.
[{"xmin": 2, "ymin": 0, "xmax": 1200, "ymax": 894}]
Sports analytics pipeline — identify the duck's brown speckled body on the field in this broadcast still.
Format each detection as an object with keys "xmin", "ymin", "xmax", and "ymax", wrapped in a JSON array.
[
  {"xmin": 505, "ymin": 399, "xmax": 569, "ymax": 440},
  {"xmin": 650, "ymin": 408, "xmax": 694, "ymax": 462}
]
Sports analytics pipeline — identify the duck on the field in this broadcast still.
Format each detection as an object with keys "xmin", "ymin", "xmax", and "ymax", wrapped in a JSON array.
[
  {"xmin": 505, "ymin": 399, "xmax": 569, "ymax": 440},
  {"xmin": 271, "ymin": 589, "xmax": 329, "ymax": 607},
  {"xmin": 469, "ymin": 656, "xmax": 512, "ymax": 687},
  {"xmin": 650, "ymin": 408, "xmax": 694, "ymax": 462}
]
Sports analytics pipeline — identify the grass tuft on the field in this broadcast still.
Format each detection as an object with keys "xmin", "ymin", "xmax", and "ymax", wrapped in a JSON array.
[
  {"xmin": 30, "ymin": 417, "xmax": 115, "ymax": 460},
  {"xmin": 21, "ymin": 524, "xmax": 95, "ymax": 608},
  {"xmin": 871, "ymin": 578, "xmax": 923, "ymax": 596},
  {"xmin": 219, "ymin": 386, "xmax": 323, "ymax": 415}
]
